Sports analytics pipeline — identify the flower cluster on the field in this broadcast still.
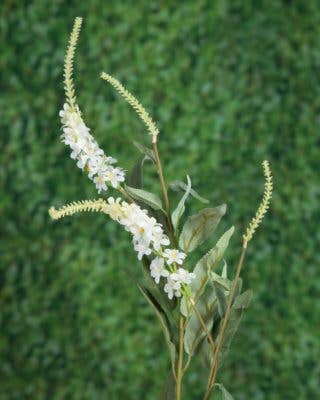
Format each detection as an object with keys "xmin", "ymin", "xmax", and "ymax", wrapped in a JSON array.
[
  {"xmin": 104, "ymin": 197, "xmax": 195, "ymax": 299},
  {"xmin": 59, "ymin": 103, "xmax": 125, "ymax": 193}
]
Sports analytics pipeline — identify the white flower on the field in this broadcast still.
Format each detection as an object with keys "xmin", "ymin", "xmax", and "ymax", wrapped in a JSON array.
[
  {"xmin": 171, "ymin": 268, "xmax": 196, "ymax": 285},
  {"xmin": 105, "ymin": 156, "xmax": 117, "ymax": 165},
  {"xmin": 59, "ymin": 103, "xmax": 125, "ymax": 192},
  {"xmin": 163, "ymin": 249, "xmax": 186, "ymax": 265},
  {"xmin": 164, "ymin": 275, "xmax": 182, "ymax": 299},
  {"xmin": 93, "ymin": 174, "xmax": 108, "ymax": 193},
  {"xmin": 152, "ymin": 228, "xmax": 170, "ymax": 251},
  {"xmin": 76, "ymin": 152, "xmax": 89, "ymax": 170},
  {"xmin": 130, "ymin": 216, "xmax": 157, "ymax": 245},
  {"xmin": 133, "ymin": 240, "xmax": 152, "ymax": 260},
  {"xmin": 150, "ymin": 257, "xmax": 169, "ymax": 284},
  {"xmin": 101, "ymin": 197, "xmax": 194, "ymax": 297},
  {"xmin": 105, "ymin": 166, "xmax": 125, "ymax": 188}
]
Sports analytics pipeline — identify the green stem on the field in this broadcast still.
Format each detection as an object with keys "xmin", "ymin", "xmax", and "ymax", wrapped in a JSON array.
[
  {"xmin": 204, "ymin": 245, "xmax": 247, "ymax": 400},
  {"xmin": 189, "ymin": 298, "xmax": 215, "ymax": 359},
  {"xmin": 152, "ymin": 138, "xmax": 184, "ymax": 399},
  {"xmin": 152, "ymin": 141, "xmax": 176, "ymax": 245},
  {"xmin": 176, "ymin": 314, "xmax": 184, "ymax": 400}
]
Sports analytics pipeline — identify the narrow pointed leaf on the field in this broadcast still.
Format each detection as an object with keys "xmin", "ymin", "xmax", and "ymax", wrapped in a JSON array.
[
  {"xmin": 219, "ymin": 308, "xmax": 243, "ymax": 362},
  {"xmin": 184, "ymin": 287, "xmax": 218, "ymax": 355},
  {"xmin": 160, "ymin": 372, "xmax": 176, "ymax": 400},
  {"xmin": 133, "ymin": 140, "xmax": 155, "ymax": 162},
  {"xmin": 216, "ymin": 292, "xmax": 253, "ymax": 365},
  {"xmin": 169, "ymin": 180, "xmax": 209, "ymax": 204},
  {"xmin": 211, "ymin": 383, "xmax": 234, "ymax": 400},
  {"xmin": 221, "ymin": 260, "xmax": 228, "ymax": 279},
  {"xmin": 211, "ymin": 273, "xmax": 232, "ymax": 291},
  {"xmin": 138, "ymin": 285, "xmax": 176, "ymax": 370},
  {"xmin": 213, "ymin": 281, "xmax": 228, "ymax": 318},
  {"xmin": 125, "ymin": 185, "xmax": 164, "ymax": 211},
  {"xmin": 129, "ymin": 155, "xmax": 153, "ymax": 188},
  {"xmin": 129, "ymin": 157, "xmax": 143, "ymax": 188},
  {"xmin": 179, "ymin": 205, "xmax": 227, "ymax": 253},
  {"xmin": 172, "ymin": 175, "xmax": 191, "ymax": 230},
  {"xmin": 181, "ymin": 227, "xmax": 234, "ymax": 317},
  {"xmin": 233, "ymin": 289, "xmax": 253, "ymax": 309}
]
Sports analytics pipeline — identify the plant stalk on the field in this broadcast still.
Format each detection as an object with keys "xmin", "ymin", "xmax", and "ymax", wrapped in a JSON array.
[
  {"xmin": 152, "ymin": 141, "xmax": 176, "ymax": 245},
  {"xmin": 204, "ymin": 245, "xmax": 247, "ymax": 400},
  {"xmin": 152, "ymin": 137, "xmax": 184, "ymax": 398},
  {"xmin": 176, "ymin": 314, "xmax": 185, "ymax": 400},
  {"xmin": 189, "ymin": 298, "xmax": 215, "ymax": 357}
]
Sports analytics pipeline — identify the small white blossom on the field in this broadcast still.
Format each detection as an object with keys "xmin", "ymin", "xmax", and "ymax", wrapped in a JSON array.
[
  {"xmin": 150, "ymin": 257, "xmax": 169, "ymax": 284},
  {"xmin": 171, "ymin": 268, "xmax": 196, "ymax": 285},
  {"xmin": 105, "ymin": 166, "xmax": 125, "ymax": 188},
  {"xmin": 163, "ymin": 249, "xmax": 186, "ymax": 265},
  {"xmin": 152, "ymin": 229, "xmax": 170, "ymax": 251},
  {"xmin": 164, "ymin": 275, "xmax": 182, "ymax": 299},
  {"xmin": 133, "ymin": 240, "xmax": 152, "ymax": 260},
  {"xmin": 93, "ymin": 174, "xmax": 108, "ymax": 193}
]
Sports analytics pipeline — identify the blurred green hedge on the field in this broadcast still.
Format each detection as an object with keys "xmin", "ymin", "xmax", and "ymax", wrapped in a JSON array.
[{"xmin": 1, "ymin": 1, "xmax": 319, "ymax": 399}]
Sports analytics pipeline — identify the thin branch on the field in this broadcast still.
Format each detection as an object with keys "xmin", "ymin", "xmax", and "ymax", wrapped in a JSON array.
[
  {"xmin": 189, "ymin": 298, "xmax": 215, "ymax": 359},
  {"xmin": 204, "ymin": 246, "xmax": 247, "ymax": 400},
  {"xmin": 176, "ymin": 314, "xmax": 185, "ymax": 400},
  {"xmin": 152, "ymin": 141, "xmax": 176, "ymax": 245}
]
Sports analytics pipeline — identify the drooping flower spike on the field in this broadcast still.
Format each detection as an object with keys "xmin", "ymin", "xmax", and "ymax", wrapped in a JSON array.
[
  {"xmin": 49, "ymin": 197, "xmax": 195, "ymax": 299},
  {"xmin": 61, "ymin": 17, "xmax": 125, "ymax": 193}
]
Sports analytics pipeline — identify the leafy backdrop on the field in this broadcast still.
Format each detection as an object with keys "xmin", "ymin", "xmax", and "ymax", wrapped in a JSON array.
[{"xmin": 1, "ymin": 1, "xmax": 319, "ymax": 399}]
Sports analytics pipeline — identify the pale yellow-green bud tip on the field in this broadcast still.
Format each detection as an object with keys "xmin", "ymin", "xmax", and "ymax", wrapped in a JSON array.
[
  {"xmin": 243, "ymin": 160, "xmax": 273, "ymax": 247},
  {"xmin": 48, "ymin": 199, "xmax": 107, "ymax": 221},
  {"xmin": 101, "ymin": 71, "xmax": 159, "ymax": 142}
]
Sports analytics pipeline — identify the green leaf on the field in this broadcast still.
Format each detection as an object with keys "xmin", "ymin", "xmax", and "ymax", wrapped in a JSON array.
[
  {"xmin": 138, "ymin": 285, "xmax": 176, "ymax": 371},
  {"xmin": 181, "ymin": 227, "xmax": 234, "ymax": 316},
  {"xmin": 179, "ymin": 205, "xmax": 227, "ymax": 253},
  {"xmin": 211, "ymin": 273, "xmax": 232, "ymax": 292},
  {"xmin": 171, "ymin": 175, "xmax": 191, "ymax": 230},
  {"xmin": 133, "ymin": 140, "xmax": 155, "ymax": 162},
  {"xmin": 169, "ymin": 180, "xmax": 209, "ymax": 204},
  {"xmin": 213, "ymin": 281, "xmax": 228, "ymax": 318},
  {"xmin": 215, "ymin": 290, "xmax": 253, "ymax": 364},
  {"xmin": 233, "ymin": 289, "xmax": 253, "ymax": 309},
  {"xmin": 183, "ymin": 286, "xmax": 218, "ymax": 355},
  {"xmin": 125, "ymin": 185, "xmax": 164, "ymax": 211},
  {"xmin": 129, "ymin": 155, "xmax": 153, "ymax": 189},
  {"xmin": 129, "ymin": 157, "xmax": 143, "ymax": 189},
  {"xmin": 211, "ymin": 383, "xmax": 234, "ymax": 400},
  {"xmin": 160, "ymin": 372, "xmax": 176, "ymax": 400},
  {"xmin": 221, "ymin": 260, "xmax": 228, "ymax": 279},
  {"xmin": 219, "ymin": 308, "xmax": 243, "ymax": 362}
]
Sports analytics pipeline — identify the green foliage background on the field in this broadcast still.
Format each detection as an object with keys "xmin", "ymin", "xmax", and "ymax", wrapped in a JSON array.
[{"xmin": 1, "ymin": 1, "xmax": 319, "ymax": 399}]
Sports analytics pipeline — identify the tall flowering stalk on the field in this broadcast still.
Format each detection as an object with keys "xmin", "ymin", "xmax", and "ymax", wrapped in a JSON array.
[{"xmin": 49, "ymin": 17, "xmax": 273, "ymax": 400}]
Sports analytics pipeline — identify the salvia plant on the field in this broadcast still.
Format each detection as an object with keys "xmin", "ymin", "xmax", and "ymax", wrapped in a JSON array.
[{"xmin": 49, "ymin": 17, "xmax": 273, "ymax": 400}]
